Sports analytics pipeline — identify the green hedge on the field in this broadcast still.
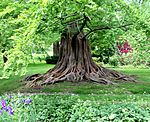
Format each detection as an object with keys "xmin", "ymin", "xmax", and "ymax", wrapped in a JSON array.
[{"xmin": 45, "ymin": 56, "xmax": 59, "ymax": 64}]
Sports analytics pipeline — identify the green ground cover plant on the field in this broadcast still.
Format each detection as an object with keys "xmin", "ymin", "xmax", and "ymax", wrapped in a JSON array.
[{"xmin": 0, "ymin": 94, "xmax": 150, "ymax": 122}]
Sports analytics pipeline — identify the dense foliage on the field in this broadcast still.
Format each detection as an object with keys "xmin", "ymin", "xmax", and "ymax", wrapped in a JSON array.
[
  {"xmin": 0, "ymin": 94, "xmax": 150, "ymax": 121},
  {"xmin": 0, "ymin": 0, "xmax": 150, "ymax": 78}
]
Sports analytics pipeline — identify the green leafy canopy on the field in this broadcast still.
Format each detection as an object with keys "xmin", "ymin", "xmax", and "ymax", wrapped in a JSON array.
[{"xmin": 0, "ymin": 0, "xmax": 150, "ymax": 78}]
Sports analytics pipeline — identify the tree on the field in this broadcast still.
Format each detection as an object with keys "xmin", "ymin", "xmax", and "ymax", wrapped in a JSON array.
[
  {"xmin": 53, "ymin": 41, "xmax": 59, "ymax": 57},
  {"xmin": 0, "ymin": 0, "xmax": 16, "ymax": 63},
  {"xmin": 90, "ymin": 31, "xmax": 116, "ymax": 64},
  {"xmin": 1, "ymin": 0, "xmax": 149, "ymax": 86}
]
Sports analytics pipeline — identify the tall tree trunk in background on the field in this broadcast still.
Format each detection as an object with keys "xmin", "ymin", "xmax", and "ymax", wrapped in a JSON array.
[
  {"xmin": 53, "ymin": 42, "xmax": 59, "ymax": 56},
  {"xmin": 25, "ymin": 23, "xmax": 135, "ymax": 87},
  {"xmin": 2, "ymin": 49, "xmax": 7, "ymax": 63}
]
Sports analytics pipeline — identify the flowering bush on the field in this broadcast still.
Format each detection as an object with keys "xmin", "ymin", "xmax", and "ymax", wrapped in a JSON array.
[
  {"xmin": 0, "ymin": 99, "xmax": 13, "ymax": 115},
  {"xmin": 110, "ymin": 41, "xmax": 134, "ymax": 66},
  {"xmin": 0, "ymin": 94, "xmax": 34, "ymax": 122},
  {"xmin": 116, "ymin": 41, "xmax": 133, "ymax": 55}
]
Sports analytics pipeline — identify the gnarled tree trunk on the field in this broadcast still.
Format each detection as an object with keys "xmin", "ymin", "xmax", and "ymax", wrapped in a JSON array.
[{"xmin": 25, "ymin": 24, "xmax": 135, "ymax": 87}]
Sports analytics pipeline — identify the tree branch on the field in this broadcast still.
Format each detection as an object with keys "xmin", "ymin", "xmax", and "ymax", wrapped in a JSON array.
[
  {"xmin": 82, "ymin": 23, "xmax": 132, "ymax": 40},
  {"xmin": 66, "ymin": 17, "xmax": 83, "ymax": 25},
  {"xmin": 72, "ymin": 14, "xmax": 90, "ymax": 39}
]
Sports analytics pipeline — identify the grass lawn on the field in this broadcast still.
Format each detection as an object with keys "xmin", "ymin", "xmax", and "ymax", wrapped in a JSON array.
[
  {"xmin": 0, "ymin": 63, "xmax": 54, "ymax": 95},
  {"xmin": 0, "ymin": 63, "xmax": 150, "ymax": 104}
]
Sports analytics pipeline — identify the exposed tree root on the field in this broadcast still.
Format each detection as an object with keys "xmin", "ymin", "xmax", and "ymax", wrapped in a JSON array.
[{"xmin": 24, "ymin": 61, "xmax": 136, "ymax": 88}]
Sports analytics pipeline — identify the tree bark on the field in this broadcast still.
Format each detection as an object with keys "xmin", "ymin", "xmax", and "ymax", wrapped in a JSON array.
[
  {"xmin": 25, "ymin": 24, "xmax": 135, "ymax": 87},
  {"xmin": 53, "ymin": 42, "xmax": 59, "ymax": 56},
  {"xmin": 2, "ymin": 49, "xmax": 7, "ymax": 63}
]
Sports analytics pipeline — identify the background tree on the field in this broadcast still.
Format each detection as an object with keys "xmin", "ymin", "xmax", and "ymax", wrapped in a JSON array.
[
  {"xmin": 90, "ymin": 31, "xmax": 116, "ymax": 64},
  {"xmin": 53, "ymin": 42, "xmax": 60, "ymax": 57},
  {"xmin": 0, "ymin": 0, "xmax": 149, "ymax": 86},
  {"xmin": 113, "ymin": 0, "xmax": 150, "ymax": 66},
  {"xmin": 0, "ymin": 0, "xmax": 18, "ymax": 63}
]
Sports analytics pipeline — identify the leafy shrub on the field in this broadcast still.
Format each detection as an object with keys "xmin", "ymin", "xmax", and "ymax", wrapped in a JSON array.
[
  {"xmin": 109, "ymin": 55, "xmax": 119, "ymax": 66},
  {"xmin": 116, "ymin": 41, "xmax": 133, "ymax": 55},
  {"xmin": 92, "ymin": 48, "xmax": 115, "ymax": 64},
  {"xmin": 90, "ymin": 31, "xmax": 116, "ymax": 64},
  {"xmin": 31, "ymin": 54, "xmax": 46, "ymax": 62},
  {"xmin": 45, "ymin": 56, "xmax": 59, "ymax": 64}
]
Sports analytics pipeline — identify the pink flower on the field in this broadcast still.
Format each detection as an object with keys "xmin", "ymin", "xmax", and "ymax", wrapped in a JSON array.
[
  {"xmin": 121, "ymin": 50, "xmax": 129, "ymax": 53},
  {"xmin": 116, "ymin": 40, "xmax": 133, "ymax": 54}
]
